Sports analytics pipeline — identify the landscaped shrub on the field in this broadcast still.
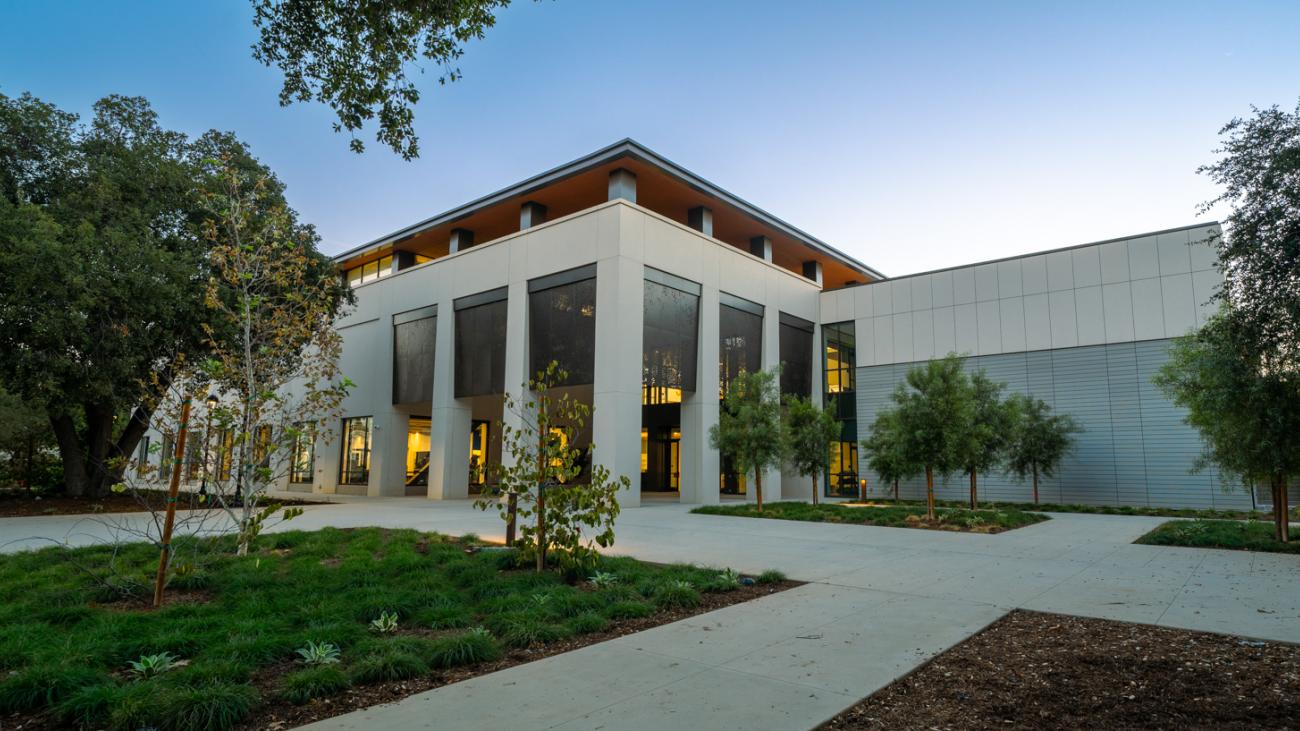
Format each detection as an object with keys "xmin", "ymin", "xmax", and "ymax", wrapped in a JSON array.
[
  {"xmin": 702, "ymin": 568, "xmax": 741, "ymax": 593},
  {"xmin": 165, "ymin": 658, "xmax": 255, "ymax": 686},
  {"xmin": 0, "ymin": 664, "xmax": 105, "ymax": 712},
  {"xmin": 347, "ymin": 650, "xmax": 428, "ymax": 683},
  {"xmin": 53, "ymin": 682, "xmax": 121, "ymax": 728},
  {"xmin": 602, "ymin": 600, "xmax": 654, "ymax": 620},
  {"xmin": 487, "ymin": 612, "xmax": 573, "ymax": 649},
  {"xmin": 566, "ymin": 612, "xmax": 609, "ymax": 635},
  {"xmin": 653, "ymin": 580, "xmax": 702, "ymax": 609},
  {"xmin": 428, "ymin": 628, "xmax": 501, "ymax": 668},
  {"xmin": 280, "ymin": 665, "xmax": 350, "ymax": 705},
  {"xmin": 352, "ymin": 635, "xmax": 437, "ymax": 660},
  {"xmin": 156, "ymin": 681, "xmax": 258, "ymax": 731},
  {"xmin": 415, "ymin": 604, "xmax": 473, "ymax": 629},
  {"xmin": 756, "ymin": 569, "xmax": 787, "ymax": 585}
]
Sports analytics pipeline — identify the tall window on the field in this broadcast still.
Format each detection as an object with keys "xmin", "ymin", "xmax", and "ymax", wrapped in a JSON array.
[
  {"xmin": 454, "ymin": 289, "xmax": 508, "ymax": 398},
  {"xmin": 719, "ymin": 295, "xmax": 763, "ymax": 399},
  {"xmin": 290, "ymin": 423, "xmax": 315, "ymax": 484},
  {"xmin": 160, "ymin": 433, "xmax": 174, "ymax": 476},
  {"xmin": 779, "ymin": 313, "xmax": 814, "ymax": 397},
  {"xmin": 136, "ymin": 436, "xmax": 150, "ymax": 477},
  {"xmin": 339, "ymin": 417, "xmax": 373, "ymax": 485},
  {"xmin": 345, "ymin": 255, "xmax": 394, "ymax": 288},
  {"xmin": 393, "ymin": 306, "xmax": 437, "ymax": 404},
  {"xmin": 642, "ymin": 270, "xmax": 700, "ymax": 405},
  {"xmin": 185, "ymin": 437, "xmax": 202, "ymax": 481},
  {"xmin": 216, "ymin": 428, "xmax": 234, "ymax": 481},
  {"xmin": 822, "ymin": 321, "xmax": 858, "ymax": 497},
  {"xmin": 254, "ymin": 425, "xmax": 273, "ymax": 470},
  {"xmin": 529, "ymin": 265, "xmax": 597, "ymax": 386}
]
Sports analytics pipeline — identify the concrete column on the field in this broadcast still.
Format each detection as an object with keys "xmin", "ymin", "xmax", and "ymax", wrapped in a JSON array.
[
  {"xmin": 750, "ymin": 236, "xmax": 773, "ymax": 262},
  {"xmin": 680, "ymin": 285, "xmax": 720, "ymax": 505},
  {"xmin": 370, "ymin": 410, "xmax": 408, "ymax": 496},
  {"xmin": 449, "ymin": 228, "xmax": 474, "ymax": 254},
  {"xmin": 520, "ymin": 201, "xmax": 547, "ymax": 230},
  {"xmin": 314, "ymin": 422, "xmax": 340, "ymax": 494},
  {"xmin": 608, "ymin": 168, "xmax": 637, "ymax": 203},
  {"xmin": 760, "ymin": 303, "xmax": 783, "ymax": 502},
  {"xmin": 688, "ymin": 206, "xmax": 713, "ymax": 237},
  {"xmin": 498, "ymin": 281, "xmax": 530, "ymax": 473},
  {"xmin": 802, "ymin": 260, "xmax": 824, "ymax": 286},
  {"xmin": 592, "ymin": 256, "xmax": 644, "ymax": 508},
  {"xmin": 428, "ymin": 300, "xmax": 471, "ymax": 499}
]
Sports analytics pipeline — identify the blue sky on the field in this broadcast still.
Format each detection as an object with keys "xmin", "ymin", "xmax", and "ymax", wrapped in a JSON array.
[{"xmin": 3, "ymin": 0, "xmax": 1298, "ymax": 276}]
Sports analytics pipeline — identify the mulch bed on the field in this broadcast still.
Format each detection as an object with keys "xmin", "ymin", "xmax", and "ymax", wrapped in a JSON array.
[
  {"xmin": 0, "ymin": 489, "xmax": 322, "ymax": 517},
  {"xmin": 245, "ymin": 578, "xmax": 800, "ymax": 730},
  {"xmin": 820, "ymin": 610, "xmax": 1300, "ymax": 730}
]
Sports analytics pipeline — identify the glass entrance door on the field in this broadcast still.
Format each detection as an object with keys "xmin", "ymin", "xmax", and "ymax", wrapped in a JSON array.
[
  {"xmin": 405, "ymin": 417, "xmax": 431, "ymax": 495},
  {"xmin": 640, "ymin": 423, "xmax": 680, "ymax": 493}
]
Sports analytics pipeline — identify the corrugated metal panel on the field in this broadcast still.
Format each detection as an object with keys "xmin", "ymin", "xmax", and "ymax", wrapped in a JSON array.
[{"xmin": 853, "ymin": 339, "xmax": 1233, "ymax": 509}]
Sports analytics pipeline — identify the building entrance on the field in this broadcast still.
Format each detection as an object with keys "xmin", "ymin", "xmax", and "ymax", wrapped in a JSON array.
[{"xmin": 640, "ymin": 404, "xmax": 680, "ymax": 495}]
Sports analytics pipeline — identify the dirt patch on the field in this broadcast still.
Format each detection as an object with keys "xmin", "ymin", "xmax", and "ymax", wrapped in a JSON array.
[
  {"xmin": 820, "ymin": 610, "xmax": 1300, "ymax": 731},
  {"xmin": 246, "ymin": 580, "xmax": 800, "ymax": 730},
  {"xmin": 0, "ymin": 489, "xmax": 326, "ymax": 518}
]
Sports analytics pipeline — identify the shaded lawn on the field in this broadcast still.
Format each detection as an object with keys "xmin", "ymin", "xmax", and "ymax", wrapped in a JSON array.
[
  {"xmin": 692, "ymin": 501, "xmax": 1048, "ymax": 533},
  {"xmin": 0, "ymin": 527, "xmax": 782, "ymax": 731},
  {"xmin": 1136, "ymin": 519, "xmax": 1300, "ymax": 554},
  {"xmin": 876, "ymin": 496, "xmax": 1294, "ymax": 522}
]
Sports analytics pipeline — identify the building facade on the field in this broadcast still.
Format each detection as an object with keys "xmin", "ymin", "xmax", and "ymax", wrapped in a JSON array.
[{"xmin": 141, "ymin": 140, "xmax": 1237, "ymax": 509}]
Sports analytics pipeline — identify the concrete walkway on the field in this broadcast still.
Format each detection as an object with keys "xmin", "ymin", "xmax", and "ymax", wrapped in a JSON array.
[{"xmin": 2, "ymin": 498, "xmax": 1297, "ymax": 730}]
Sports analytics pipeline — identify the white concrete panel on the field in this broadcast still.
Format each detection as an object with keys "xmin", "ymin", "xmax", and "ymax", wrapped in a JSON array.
[
  {"xmin": 976, "ymin": 300, "xmax": 1002, "ymax": 355},
  {"xmin": 912, "ymin": 309, "xmax": 935, "ymax": 361},
  {"xmin": 853, "ymin": 283, "xmax": 874, "ymax": 319},
  {"xmin": 932, "ymin": 306, "xmax": 956, "ymax": 356},
  {"xmin": 1131, "ymin": 278, "xmax": 1165, "ymax": 340},
  {"xmin": 999, "ymin": 298, "xmax": 1026, "ymax": 353},
  {"xmin": 1188, "ymin": 226, "xmax": 1219, "ymax": 271},
  {"xmin": 952, "ymin": 267, "xmax": 976, "ymax": 305},
  {"xmin": 820, "ymin": 290, "xmax": 839, "ymax": 324},
  {"xmin": 910, "ymin": 275, "xmax": 933, "ymax": 311},
  {"xmin": 1191, "ymin": 269, "xmax": 1220, "ymax": 327},
  {"xmin": 1046, "ymin": 250, "xmax": 1074, "ymax": 291},
  {"xmin": 1157, "ymin": 229, "xmax": 1192, "ymax": 275},
  {"xmin": 1101, "ymin": 282, "xmax": 1135, "ymax": 343},
  {"xmin": 996, "ymin": 259, "xmax": 1023, "ymax": 299},
  {"xmin": 1024, "ymin": 293, "xmax": 1052, "ymax": 350},
  {"xmin": 953, "ymin": 303, "xmax": 978, "ymax": 356},
  {"xmin": 892, "ymin": 312, "xmax": 914, "ymax": 363},
  {"xmin": 931, "ymin": 270, "xmax": 954, "ymax": 308},
  {"xmin": 856, "ymin": 316, "xmax": 876, "ymax": 366},
  {"xmin": 974, "ymin": 263, "xmax": 999, "ymax": 302},
  {"xmin": 1021, "ymin": 255, "xmax": 1048, "ymax": 295},
  {"xmin": 872, "ymin": 280, "xmax": 894, "ymax": 316},
  {"xmin": 1099, "ymin": 240, "xmax": 1130, "ymax": 284},
  {"xmin": 1048, "ymin": 290, "xmax": 1078, "ymax": 348},
  {"xmin": 1128, "ymin": 235, "xmax": 1160, "ymax": 280},
  {"xmin": 873, "ymin": 315, "xmax": 894, "ymax": 364},
  {"xmin": 1072, "ymin": 247, "xmax": 1102, "ymax": 288},
  {"xmin": 892, "ymin": 278, "xmax": 913, "ymax": 313},
  {"xmin": 1160, "ymin": 273, "xmax": 1196, "ymax": 336},
  {"xmin": 1075, "ymin": 285, "xmax": 1105, "ymax": 346}
]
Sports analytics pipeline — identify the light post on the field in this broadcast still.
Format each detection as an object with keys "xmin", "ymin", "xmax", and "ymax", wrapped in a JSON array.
[{"xmin": 199, "ymin": 394, "xmax": 219, "ymax": 499}]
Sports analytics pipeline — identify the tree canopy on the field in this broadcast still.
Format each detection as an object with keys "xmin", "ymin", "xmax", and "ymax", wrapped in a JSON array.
[
  {"xmin": 710, "ymin": 368, "xmax": 783, "ymax": 511},
  {"xmin": 959, "ymin": 371, "xmax": 1013, "ymax": 507},
  {"xmin": 781, "ymin": 395, "xmax": 840, "ymax": 505},
  {"xmin": 888, "ymin": 355, "xmax": 974, "ymax": 517},
  {"xmin": 252, "ymin": 0, "xmax": 514, "ymax": 160},
  {"xmin": 1004, "ymin": 393, "xmax": 1080, "ymax": 504}
]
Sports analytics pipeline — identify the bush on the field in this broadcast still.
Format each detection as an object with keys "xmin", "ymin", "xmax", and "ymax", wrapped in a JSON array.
[
  {"xmin": 157, "ymin": 681, "xmax": 258, "ymax": 731},
  {"xmin": 280, "ymin": 665, "xmax": 350, "ymax": 705},
  {"xmin": 428, "ymin": 628, "xmax": 501, "ymax": 668},
  {"xmin": 756, "ymin": 569, "xmax": 787, "ymax": 585},
  {"xmin": 652, "ymin": 580, "xmax": 702, "ymax": 609},
  {"xmin": 348, "ymin": 651, "xmax": 427, "ymax": 684},
  {"xmin": 0, "ymin": 664, "xmax": 105, "ymax": 712}
]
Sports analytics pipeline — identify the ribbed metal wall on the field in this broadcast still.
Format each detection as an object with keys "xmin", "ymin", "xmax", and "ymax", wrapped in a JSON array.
[{"xmin": 854, "ymin": 339, "xmax": 1250, "ymax": 509}]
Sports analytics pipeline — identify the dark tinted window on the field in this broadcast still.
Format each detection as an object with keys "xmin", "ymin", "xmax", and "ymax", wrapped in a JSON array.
[
  {"xmin": 455, "ymin": 300, "xmax": 507, "ymax": 398},
  {"xmin": 529, "ymin": 277, "xmax": 596, "ymax": 386},
  {"xmin": 393, "ymin": 315, "xmax": 436, "ymax": 404},
  {"xmin": 779, "ymin": 316, "xmax": 814, "ymax": 397},
  {"xmin": 642, "ymin": 279, "xmax": 699, "ymax": 404},
  {"xmin": 719, "ymin": 304, "xmax": 762, "ymax": 399}
]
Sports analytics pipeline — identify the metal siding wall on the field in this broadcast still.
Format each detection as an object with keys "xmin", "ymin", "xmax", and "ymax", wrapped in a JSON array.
[{"xmin": 854, "ymin": 339, "xmax": 1240, "ymax": 509}]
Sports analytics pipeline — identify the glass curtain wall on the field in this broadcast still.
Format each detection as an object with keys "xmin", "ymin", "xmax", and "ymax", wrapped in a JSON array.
[
  {"xmin": 641, "ymin": 270, "xmax": 699, "ymax": 493},
  {"xmin": 779, "ymin": 313, "xmax": 814, "ymax": 398},
  {"xmin": 718, "ymin": 295, "xmax": 763, "ymax": 495},
  {"xmin": 529, "ymin": 266, "xmax": 597, "ymax": 386},
  {"xmin": 339, "ymin": 416, "xmax": 373, "ymax": 485},
  {"xmin": 290, "ymin": 423, "xmax": 314, "ymax": 484},
  {"xmin": 823, "ymin": 321, "xmax": 859, "ymax": 497},
  {"xmin": 454, "ymin": 290, "xmax": 507, "ymax": 398},
  {"xmin": 393, "ymin": 307, "xmax": 436, "ymax": 405}
]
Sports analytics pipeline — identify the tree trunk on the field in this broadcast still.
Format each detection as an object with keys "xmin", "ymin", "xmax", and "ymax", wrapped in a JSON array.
[
  {"xmin": 49, "ymin": 412, "xmax": 88, "ymax": 496},
  {"xmin": 925, "ymin": 466, "xmax": 935, "ymax": 521},
  {"xmin": 893, "ymin": 478, "xmax": 899, "ymax": 502},
  {"xmin": 811, "ymin": 472, "xmax": 819, "ymax": 506},
  {"xmin": 754, "ymin": 469, "xmax": 764, "ymax": 512},
  {"xmin": 1274, "ymin": 473, "xmax": 1290, "ymax": 544},
  {"xmin": 969, "ymin": 470, "xmax": 977, "ymax": 509},
  {"xmin": 24, "ymin": 434, "xmax": 35, "ymax": 493},
  {"xmin": 154, "ymin": 398, "xmax": 192, "ymax": 609},
  {"xmin": 536, "ymin": 429, "xmax": 547, "ymax": 572},
  {"xmin": 1032, "ymin": 466, "xmax": 1040, "ymax": 504}
]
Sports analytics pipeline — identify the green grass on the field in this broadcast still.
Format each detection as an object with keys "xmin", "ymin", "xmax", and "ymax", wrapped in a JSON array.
[
  {"xmin": 897, "ymin": 497, "xmax": 1298, "ymax": 522},
  {"xmin": 1136, "ymin": 519, "xmax": 1300, "ymax": 554},
  {"xmin": 692, "ymin": 500, "xmax": 1048, "ymax": 532},
  {"xmin": 0, "ymin": 527, "xmax": 750, "ymax": 730}
]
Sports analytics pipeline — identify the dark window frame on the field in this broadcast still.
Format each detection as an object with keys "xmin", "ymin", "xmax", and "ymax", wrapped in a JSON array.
[{"xmin": 339, "ymin": 416, "xmax": 374, "ymax": 485}]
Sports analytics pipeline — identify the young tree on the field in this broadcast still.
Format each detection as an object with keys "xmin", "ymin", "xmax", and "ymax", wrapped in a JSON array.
[
  {"xmin": 252, "ymin": 0, "xmax": 515, "ymax": 159},
  {"xmin": 710, "ymin": 368, "xmax": 783, "ymax": 512},
  {"xmin": 861, "ymin": 409, "xmax": 911, "ymax": 502},
  {"xmin": 959, "ymin": 371, "xmax": 1013, "ymax": 509},
  {"xmin": 889, "ymin": 355, "xmax": 974, "ymax": 520},
  {"xmin": 1004, "ymin": 394, "xmax": 1080, "ymax": 504},
  {"xmin": 782, "ymin": 395, "xmax": 841, "ymax": 505},
  {"xmin": 1155, "ymin": 311, "xmax": 1300, "ymax": 543},
  {"xmin": 477, "ymin": 362, "xmax": 627, "ymax": 572}
]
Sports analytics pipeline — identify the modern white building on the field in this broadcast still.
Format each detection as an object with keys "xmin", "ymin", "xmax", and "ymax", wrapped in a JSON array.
[{"xmin": 144, "ymin": 140, "xmax": 1237, "ymax": 509}]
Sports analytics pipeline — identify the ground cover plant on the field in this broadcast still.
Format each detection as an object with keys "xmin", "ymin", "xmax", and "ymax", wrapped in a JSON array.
[
  {"xmin": 0, "ymin": 488, "xmax": 324, "ymax": 518},
  {"xmin": 691, "ymin": 501, "xmax": 1047, "ymax": 533},
  {"xmin": 0, "ymin": 527, "xmax": 793, "ymax": 730},
  {"xmin": 873, "ymin": 496, "xmax": 1297, "ymax": 522},
  {"xmin": 1136, "ymin": 519, "xmax": 1300, "ymax": 554},
  {"xmin": 819, "ymin": 610, "xmax": 1300, "ymax": 730}
]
